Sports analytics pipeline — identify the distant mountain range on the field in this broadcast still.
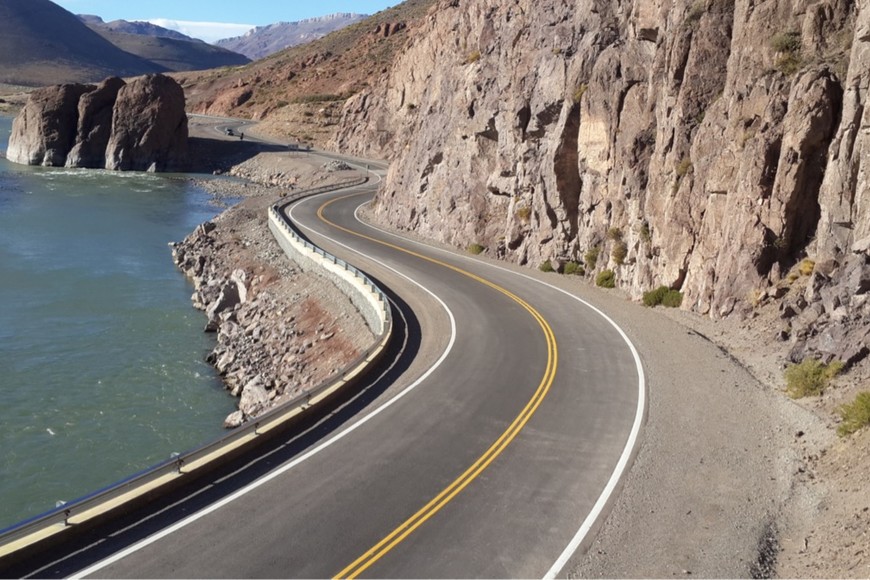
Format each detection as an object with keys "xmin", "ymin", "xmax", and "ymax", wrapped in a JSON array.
[
  {"xmin": 81, "ymin": 15, "xmax": 250, "ymax": 73},
  {"xmin": 0, "ymin": 0, "xmax": 249, "ymax": 87},
  {"xmin": 78, "ymin": 15, "xmax": 195, "ymax": 42},
  {"xmin": 215, "ymin": 13, "xmax": 368, "ymax": 60}
]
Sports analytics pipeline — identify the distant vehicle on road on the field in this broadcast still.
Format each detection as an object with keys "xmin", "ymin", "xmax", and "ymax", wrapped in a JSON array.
[{"xmin": 224, "ymin": 128, "xmax": 235, "ymax": 136}]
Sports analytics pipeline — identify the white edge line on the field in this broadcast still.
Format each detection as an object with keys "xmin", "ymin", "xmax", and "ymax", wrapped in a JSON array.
[
  {"xmin": 352, "ymin": 204, "xmax": 647, "ymax": 580},
  {"xmin": 70, "ymin": 193, "xmax": 457, "ymax": 579}
]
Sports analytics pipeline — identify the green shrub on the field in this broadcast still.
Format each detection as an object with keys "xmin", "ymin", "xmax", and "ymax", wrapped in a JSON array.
[
  {"xmin": 540, "ymin": 260, "xmax": 555, "ymax": 273},
  {"xmin": 776, "ymin": 53, "xmax": 803, "ymax": 75},
  {"xmin": 612, "ymin": 241, "xmax": 628, "ymax": 265},
  {"xmin": 676, "ymin": 157, "xmax": 693, "ymax": 179},
  {"xmin": 468, "ymin": 243, "xmax": 485, "ymax": 255},
  {"xmin": 585, "ymin": 246, "xmax": 600, "ymax": 270},
  {"xmin": 516, "ymin": 205, "xmax": 532, "ymax": 221},
  {"xmin": 639, "ymin": 222, "xmax": 652, "ymax": 244},
  {"xmin": 771, "ymin": 31, "xmax": 801, "ymax": 54},
  {"xmin": 785, "ymin": 359, "xmax": 844, "ymax": 398},
  {"xmin": 798, "ymin": 259, "xmax": 815, "ymax": 276},
  {"xmin": 661, "ymin": 289, "xmax": 684, "ymax": 308},
  {"xmin": 838, "ymin": 392, "xmax": 870, "ymax": 436},
  {"xmin": 596, "ymin": 269, "xmax": 616, "ymax": 288},
  {"xmin": 643, "ymin": 286, "xmax": 684, "ymax": 308},
  {"xmin": 771, "ymin": 32, "xmax": 802, "ymax": 75},
  {"xmin": 563, "ymin": 261, "xmax": 584, "ymax": 276}
]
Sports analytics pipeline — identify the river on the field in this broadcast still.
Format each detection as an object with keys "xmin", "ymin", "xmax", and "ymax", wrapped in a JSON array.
[{"xmin": 0, "ymin": 116, "xmax": 237, "ymax": 529}]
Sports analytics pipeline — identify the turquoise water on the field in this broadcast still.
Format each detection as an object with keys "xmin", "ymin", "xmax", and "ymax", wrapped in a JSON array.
[{"xmin": 0, "ymin": 117, "xmax": 237, "ymax": 528}]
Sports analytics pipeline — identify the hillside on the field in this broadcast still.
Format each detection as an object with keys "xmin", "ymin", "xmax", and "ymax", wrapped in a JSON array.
[
  {"xmin": 0, "ymin": 0, "xmax": 165, "ymax": 86},
  {"xmin": 176, "ymin": 0, "xmax": 437, "ymax": 146},
  {"xmin": 87, "ymin": 25, "xmax": 251, "ymax": 72},
  {"xmin": 216, "ymin": 13, "xmax": 368, "ymax": 61}
]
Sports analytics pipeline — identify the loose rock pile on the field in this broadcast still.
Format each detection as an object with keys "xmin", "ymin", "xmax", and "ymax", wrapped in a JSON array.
[
  {"xmin": 322, "ymin": 159, "xmax": 352, "ymax": 172},
  {"xmin": 171, "ymin": 213, "xmax": 366, "ymax": 428},
  {"xmin": 782, "ymin": 239, "xmax": 870, "ymax": 367}
]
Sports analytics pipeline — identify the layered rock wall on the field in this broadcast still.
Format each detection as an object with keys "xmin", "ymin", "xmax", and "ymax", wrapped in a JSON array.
[
  {"xmin": 7, "ymin": 74, "xmax": 188, "ymax": 172},
  {"xmin": 334, "ymin": 0, "xmax": 864, "ymax": 327}
]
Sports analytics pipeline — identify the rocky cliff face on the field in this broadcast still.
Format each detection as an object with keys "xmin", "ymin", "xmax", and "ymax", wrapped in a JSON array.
[
  {"xmin": 335, "ymin": 0, "xmax": 865, "ymax": 350},
  {"xmin": 8, "ymin": 74, "xmax": 188, "ymax": 171}
]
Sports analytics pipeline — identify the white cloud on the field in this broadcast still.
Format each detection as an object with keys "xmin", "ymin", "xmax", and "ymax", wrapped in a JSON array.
[{"xmin": 147, "ymin": 19, "xmax": 255, "ymax": 43}]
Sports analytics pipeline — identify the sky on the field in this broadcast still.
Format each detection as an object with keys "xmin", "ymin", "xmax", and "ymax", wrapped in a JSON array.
[{"xmin": 52, "ymin": 0, "xmax": 401, "ymax": 42}]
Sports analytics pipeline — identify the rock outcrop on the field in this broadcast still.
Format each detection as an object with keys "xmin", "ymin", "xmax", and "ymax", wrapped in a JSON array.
[
  {"xmin": 6, "ymin": 83, "xmax": 93, "ymax": 166},
  {"xmin": 334, "ymin": 0, "xmax": 866, "ymax": 362},
  {"xmin": 7, "ymin": 74, "xmax": 188, "ymax": 172},
  {"xmin": 105, "ymin": 74, "xmax": 189, "ymax": 171}
]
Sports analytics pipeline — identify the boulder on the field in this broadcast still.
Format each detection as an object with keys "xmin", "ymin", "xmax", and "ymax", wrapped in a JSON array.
[
  {"xmin": 7, "ymin": 83, "xmax": 93, "ymax": 166},
  {"xmin": 238, "ymin": 375, "xmax": 270, "ymax": 417},
  {"xmin": 66, "ymin": 77, "xmax": 126, "ymax": 168},
  {"xmin": 105, "ymin": 74, "xmax": 189, "ymax": 171},
  {"xmin": 6, "ymin": 73, "xmax": 188, "ymax": 172}
]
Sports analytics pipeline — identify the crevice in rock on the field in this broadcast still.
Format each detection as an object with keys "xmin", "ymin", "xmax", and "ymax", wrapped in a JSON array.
[{"xmin": 553, "ymin": 101, "xmax": 582, "ymax": 240}]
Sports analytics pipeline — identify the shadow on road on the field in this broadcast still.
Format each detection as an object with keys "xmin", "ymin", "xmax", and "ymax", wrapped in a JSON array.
[
  {"xmin": 187, "ymin": 137, "xmax": 288, "ymax": 175},
  {"xmin": 2, "ymin": 281, "xmax": 422, "ymax": 579}
]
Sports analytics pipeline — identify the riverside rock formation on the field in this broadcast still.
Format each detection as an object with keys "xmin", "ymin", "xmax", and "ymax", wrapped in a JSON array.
[
  {"xmin": 8, "ymin": 74, "xmax": 188, "ymax": 171},
  {"xmin": 334, "ymin": 0, "xmax": 867, "ymax": 363}
]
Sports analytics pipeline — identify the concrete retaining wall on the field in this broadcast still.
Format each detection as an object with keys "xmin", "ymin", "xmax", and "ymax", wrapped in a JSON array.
[{"xmin": 268, "ymin": 206, "xmax": 388, "ymax": 336}]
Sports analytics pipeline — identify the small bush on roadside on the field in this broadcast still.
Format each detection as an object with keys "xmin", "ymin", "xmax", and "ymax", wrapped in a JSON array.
[
  {"xmin": 643, "ymin": 286, "xmax": 684, "ymax": 308},
  {"xmin": 838, "ymin": 392, "xmax": 870, "ymax": 436},
  {"xmin": 596, "ymin": 269, "xmax": 616, "ymax": 288},
  {"xmin": 467, "ymin": 243, "xmax": 485, "ymax": 255},
  {"xmin": 540, "ymin": 260, "xmax": 555, "ymax": 273},
  {"xmin": 585, "ymin": 246, "xmax": 600, "ymax": 270},
  {"xmin": 785, "ymin": 359, "xmax": 844, "ymax": 398},
  {"xmin": 563, "ymin": 261, "xmax": 584, "ymax": 276}
]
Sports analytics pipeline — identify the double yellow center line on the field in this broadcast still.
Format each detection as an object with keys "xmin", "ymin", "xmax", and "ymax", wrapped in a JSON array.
[{"xmin": 310, "ymin": 194, "xmax": 558, "ymax": 579}]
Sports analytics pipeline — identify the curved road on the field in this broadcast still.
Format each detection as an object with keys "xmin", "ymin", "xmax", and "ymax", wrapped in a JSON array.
[{"xmin": 5, "ymin": 142, "xmax": 645, "ymax": 578}]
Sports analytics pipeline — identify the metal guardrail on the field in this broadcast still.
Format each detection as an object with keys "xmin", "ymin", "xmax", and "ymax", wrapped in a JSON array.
[{"xmin": 0, "ymin": 176, "xmax": 391, "ymax": 561}]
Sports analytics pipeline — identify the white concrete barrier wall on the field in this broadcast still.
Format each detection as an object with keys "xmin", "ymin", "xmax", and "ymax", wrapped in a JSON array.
[{"xmin": 268, "ymin": 206, "xmax": 388, "ymax": 336}]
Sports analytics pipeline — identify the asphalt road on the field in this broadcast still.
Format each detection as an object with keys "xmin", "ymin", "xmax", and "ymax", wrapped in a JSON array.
[
  {"xmin": 1, "ymin": 133, "xmax": 645, "ymax": 578},
  {"xmin": 51, "ymin": 170, "xmax": 641, "ymax": 578}
]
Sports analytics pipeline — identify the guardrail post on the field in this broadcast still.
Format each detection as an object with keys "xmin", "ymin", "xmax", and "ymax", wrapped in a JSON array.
[
  {"xmin": 254, "ymin": 422, "xmax": 260, "ymax": 436},
  {"xmin": 63, "ymin": 509, "xmax": 71, "ymax": 527}
]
